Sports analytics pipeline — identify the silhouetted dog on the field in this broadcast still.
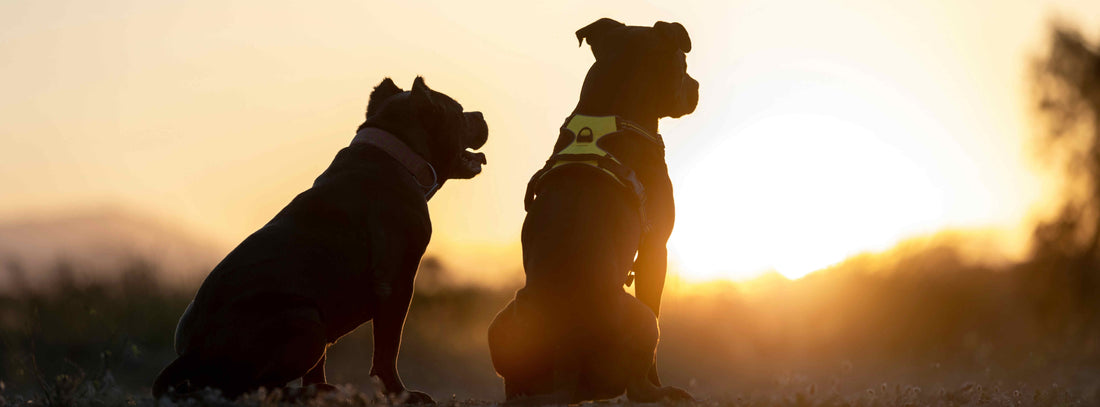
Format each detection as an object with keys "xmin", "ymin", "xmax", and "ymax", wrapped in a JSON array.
[
  {"xmin": 487, "ymin": 18, "xmax": 698, "ymax": 404},
  {"xmin": 153, "ymin": 77, "xmax": 488, "ymax": 403}
]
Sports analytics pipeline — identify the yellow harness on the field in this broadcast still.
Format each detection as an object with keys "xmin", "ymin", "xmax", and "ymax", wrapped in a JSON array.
[{"xmin": 524, "ymin": 114, "xmax": 663, "ymax": 232}]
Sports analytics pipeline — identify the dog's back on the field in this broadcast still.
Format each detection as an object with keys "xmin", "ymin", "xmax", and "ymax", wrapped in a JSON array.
[
  {"xmin": 157, "ymin": 144, "xmax": 431, "ymax": 398},
  {"xmin": 179, "ymin": 144, "xmax": 431, "ymax": 345}
]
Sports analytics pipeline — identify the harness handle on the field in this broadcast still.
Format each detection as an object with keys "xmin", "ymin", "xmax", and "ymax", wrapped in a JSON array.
[{"xmin": 523, "ymin": 114, "xmax": 657, "ymax": 233}]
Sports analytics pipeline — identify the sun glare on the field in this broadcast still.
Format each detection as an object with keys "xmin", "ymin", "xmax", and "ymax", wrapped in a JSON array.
[{"xmin": 669, "ymin": 114, "xmax": 945, "ymax": 281}]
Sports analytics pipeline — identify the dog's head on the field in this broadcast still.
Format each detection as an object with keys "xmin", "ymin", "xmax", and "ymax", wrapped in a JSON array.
[
  {"xmin": 576, "ymin": 18, "xmax": 699, "ymax": 118},
  {"xmin": 363, "ymin": 77, "xmax": 488, "ymax": 181}
]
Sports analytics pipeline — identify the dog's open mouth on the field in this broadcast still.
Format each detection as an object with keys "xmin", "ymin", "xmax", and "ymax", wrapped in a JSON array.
[{"xmin": 453, "ymin": 149, "xmax": 487, "ymax": 179}]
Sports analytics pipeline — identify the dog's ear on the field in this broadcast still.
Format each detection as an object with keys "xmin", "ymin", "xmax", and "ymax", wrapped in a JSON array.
[
  {"xmin": 410, "ymin": 76, "xmax": 435, "ymax": 108},
  {"xmin": 576, "ymin": 18, "xmax": 626, "ymax": 56},
  {"xmin": 366, "ymin": 78, "xmax": 404, "ymax": 118},
  {"xmin": 653, "ymin": 21, "xmax": 691, "ymax": 53}
]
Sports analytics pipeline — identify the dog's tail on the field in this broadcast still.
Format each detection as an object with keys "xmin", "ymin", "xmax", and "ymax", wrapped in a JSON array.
[{"xmin": 152, "ymin": 352, "xmax": 201, "ymax": 399}]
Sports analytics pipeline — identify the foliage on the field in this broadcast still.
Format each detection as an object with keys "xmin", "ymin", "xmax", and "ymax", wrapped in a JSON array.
[{"xmin": 1025, "ymin": 23, "xmax": 1100, "ymax": 347}]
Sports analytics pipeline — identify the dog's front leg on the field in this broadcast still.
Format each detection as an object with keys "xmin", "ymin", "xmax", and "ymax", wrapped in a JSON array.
[
  {"xmin": 302, "ymin": 351, "xmax": 340, "ymax": 393},
  {"xmin": 302, "ymin": 350, "xmax": 327, "ymax": 385},
  {"xmin": 633, "ymin": 239, "xmax": 668, "ymax": 386},
  {"xmin": 633, "ymin": 243, "xmax": 667, "ymax": 317},
  {"xmin": 370, "ymin": 280, "xmax": 434, "ymax": 404}
]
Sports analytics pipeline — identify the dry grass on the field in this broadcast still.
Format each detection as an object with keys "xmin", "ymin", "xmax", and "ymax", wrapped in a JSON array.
[{"xmin": 2, "ymin": 373, "xmax": 1097, "ymax": 407}]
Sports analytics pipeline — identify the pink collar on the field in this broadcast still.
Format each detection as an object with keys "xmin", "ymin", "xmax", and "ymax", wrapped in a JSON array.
[{"xmin": 352, "ymin": 127, "xmax": 439, "ymax": 199}]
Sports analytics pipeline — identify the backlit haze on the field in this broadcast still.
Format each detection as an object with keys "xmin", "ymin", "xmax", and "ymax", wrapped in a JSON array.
[{"xmin": 3, "ymin": 1, "xmax": 1100, "ymax": 283}]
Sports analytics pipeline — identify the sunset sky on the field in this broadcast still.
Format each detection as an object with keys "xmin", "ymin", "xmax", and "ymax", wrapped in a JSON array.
[{"xmin": 3, "ymin": 0, "xmax": 1100, "ymax": 283}]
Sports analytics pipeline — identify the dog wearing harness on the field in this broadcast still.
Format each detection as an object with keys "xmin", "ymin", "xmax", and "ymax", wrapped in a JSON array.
[{"xmin": 489, "ymin": 18, "xmax": 699, "ymax": 404}]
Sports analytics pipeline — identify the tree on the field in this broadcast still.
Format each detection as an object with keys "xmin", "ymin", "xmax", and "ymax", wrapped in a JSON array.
[
  {"xmin": 1028, "ymin": 24, "xmax": 1100, "ymax": 344},
  {"xmin": 1031, "ymin": 26, "xmax": 1100, "ymax": 259}
]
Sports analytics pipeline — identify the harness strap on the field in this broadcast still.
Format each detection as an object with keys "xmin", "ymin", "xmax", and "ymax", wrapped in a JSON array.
[{"xmin": 524, "ymin": 114, "xmax": 659, "ymax": 233}]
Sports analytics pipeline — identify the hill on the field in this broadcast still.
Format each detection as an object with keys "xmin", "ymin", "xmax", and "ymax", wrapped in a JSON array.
[{"xmin": 0, "ymin": 206, "xmax": 223, "ymax": 290}]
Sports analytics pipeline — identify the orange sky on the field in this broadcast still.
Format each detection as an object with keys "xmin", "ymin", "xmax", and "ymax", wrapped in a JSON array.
[{"xmin": 3, "ymin": 0, "xmax": 1100, "ymax": 283}]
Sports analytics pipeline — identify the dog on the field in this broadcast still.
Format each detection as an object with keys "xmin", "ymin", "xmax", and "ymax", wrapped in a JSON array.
[
  {"xmin": 152, "ymin": 77, "xmax": 488, "ymax": 403},
  {"xmin": 487, "ymin": 18, "xmax": 698, "ymax": 404}
]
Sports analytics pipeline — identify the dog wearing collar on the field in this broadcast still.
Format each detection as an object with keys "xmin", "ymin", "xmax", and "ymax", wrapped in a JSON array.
[
  {"xmin": 153, "ymin": 77, "xmax": 487, "ymax": 402},
  {"xmin": 487, "ymin": 18, "xmax": 698, "ymax": 404}
]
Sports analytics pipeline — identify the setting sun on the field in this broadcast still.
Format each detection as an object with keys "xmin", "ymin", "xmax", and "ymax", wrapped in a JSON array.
[{"xmin": 670, "ymin": 114, "xmax": 943, "ymax": 280}]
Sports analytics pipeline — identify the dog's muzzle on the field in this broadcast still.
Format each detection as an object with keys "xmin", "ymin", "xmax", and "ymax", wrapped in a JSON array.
[
  {"xmin": 453, "ymin": 112, "xmax": 489, "ymax": 179},
  {"xmin": 671, "ymin": 76, "xmax": 699, "ymax": 118}
]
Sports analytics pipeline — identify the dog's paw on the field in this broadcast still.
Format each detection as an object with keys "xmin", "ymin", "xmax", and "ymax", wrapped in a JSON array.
[
  {"xmin": 395, "ymin": 389, "xmax": 435, "ymax": 405},
  {"xmin": 656, "ymin": 386, "xmax": 695, "ymax": 402},
  {"xmin": 627, "ymin": 384, "xmax": 695, "ymax": 403},
  {"xmin": 307, "ymin": 383, "xmax": 338, "ymax": 394}
]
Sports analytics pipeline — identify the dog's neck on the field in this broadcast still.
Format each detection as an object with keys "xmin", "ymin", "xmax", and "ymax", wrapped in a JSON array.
[
  {"xmin": 572, "ymin": 64, "xmax": 661, "ymax": 135},
  {"xmin": 352, "ymin": 127, "xmax": 440, "ymax": 199}
]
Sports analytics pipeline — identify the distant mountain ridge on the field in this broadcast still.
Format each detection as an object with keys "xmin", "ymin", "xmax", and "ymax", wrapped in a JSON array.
[{"xmin": 0, "ymin": 207, "xmax": 224, "ymax": 289}]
